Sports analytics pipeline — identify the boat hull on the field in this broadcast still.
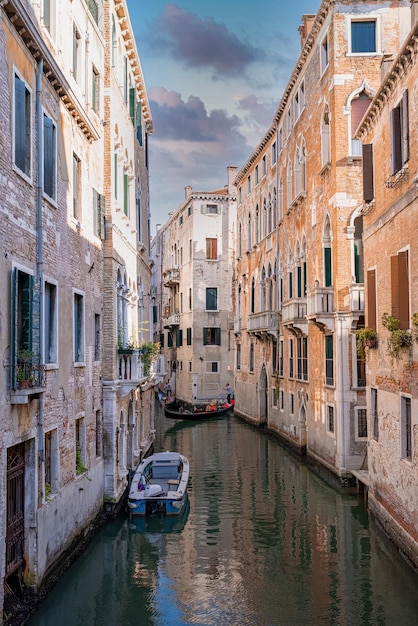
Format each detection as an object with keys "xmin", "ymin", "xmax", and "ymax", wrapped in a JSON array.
[
  {"xmin": 128, "ymin": 451, "xmax": 189, "ymax": 517},
  {"xmin": 164, "ymin": 403, "xmax": 233, "ymax": 420}
]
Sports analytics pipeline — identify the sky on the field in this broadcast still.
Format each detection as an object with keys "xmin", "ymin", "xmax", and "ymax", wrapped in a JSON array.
[{"xmin": 127, "ymin": 1, "xmax": 321, "ymax": 233}]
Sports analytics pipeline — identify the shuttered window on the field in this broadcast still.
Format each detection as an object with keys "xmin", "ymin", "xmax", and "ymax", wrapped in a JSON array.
[
  {"xmin": 93, "ymin": 189, "xmax": 105, "ymax": 239},
  {"xmin": 362, "ymin": 144, "xmax": 374, "ymax": 203},
  {"xmin": 367, "ymin": 269, "xmax": 377, "ymax": 330},
  {"xmin": 206, "ymin": 238, "xmax": 217, "ymax": 259},
  {"xmin": 324, "ymin": 247, "xmax": 332, "ymax": 287},
  {"xmin": 391, "ymin": 250, "xmax": 409, "ymax": 329},
  {"xmin": 325, "ymin": 335, "xmax": 334, "ymax": 386},
  {"xmin": 390, "ymin": 91, "xmax": 409, "ymax": 174},
  {"xmin": 186, "ymin": 328, "xmax": 192, "ymax": 345},
  {"xmin": 175, "ymin": 329, "xmax": 183, "ymax": 347},
  {"xmin": 14, "ymin": 74, "xmax": 31, "ymax": 176},
  {"xmin": 203, "ymin": 327, "xmax": 221, "ymax": 346},
  {"xmin": 43, "ymin": 114, "xmax": 56, "ymax": 200},
  {"xmin": 206, "ymin": 288, "xmax": 217, "ymax": 311}
]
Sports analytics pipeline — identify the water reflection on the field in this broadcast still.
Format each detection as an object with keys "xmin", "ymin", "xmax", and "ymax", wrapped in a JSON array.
[{"xmin": 28, "ymin": 411, "xmax": 418, "ymax": 626}]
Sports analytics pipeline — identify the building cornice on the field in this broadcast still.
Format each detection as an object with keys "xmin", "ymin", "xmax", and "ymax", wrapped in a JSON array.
[
  {"xmin": 114, "ymin": 1, "xmax": 153, "ymax": 134},
  {"xmin": 235, "ymin": 0, "xmax": 332, "ymax": 185},
  {"xmin": 2, "ymin": 0, "xmax": 101, "ymax": 142},
  {"xmin": 356, "ymin": 22, "xmax": 418, "ymax": 138}
]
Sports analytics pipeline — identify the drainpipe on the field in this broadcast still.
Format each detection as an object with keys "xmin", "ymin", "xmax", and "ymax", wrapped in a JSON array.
[{"xmin": 36, "ymin": 59, "xmax": 45, "ymax": 464}]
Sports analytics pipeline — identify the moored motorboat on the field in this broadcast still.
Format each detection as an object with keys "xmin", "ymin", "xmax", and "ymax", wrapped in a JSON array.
[{"xmin": 128, "ymin": 451, "xmax": 189, "ymax": 516}]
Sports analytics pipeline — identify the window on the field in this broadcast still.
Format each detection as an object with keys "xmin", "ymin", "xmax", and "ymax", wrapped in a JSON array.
[
  {"xmin": 251, "ymin": 278, "xmax": 255, "ymax": 314},
  {"xmin": 353, "ymin": 216, "xmax": 364, "ymax": 283},
  {"xmin": 272, "ymin": 338, "xmax": 277, "ymax": 374},
  {"xmin": 111, "ymin": 16, "xmax": 117, "ymax": 67},
  {"xmin": 238, "ymin": 187, "xmax": 242, "ymax": 204},
  {"xmin": 297, "ymin": 337, "xmax": 308, "ymax": 381},
  {"xmin": 11, "ymin": 268, "xmax": 40, "ymax": 389},
  {"xmin": 189, "ymin": 287, "xmax": 192, "ymax": 309},
  {"xmin": 129, "ymin": 87, "xmax": 136, "ymax": 125},
  {"xmin": 290, "ymin": 392, "xmax": 294, "ymax": 415},
  {"xmin": 247, "ymin": 176, "xmax": 251, "ymax": 194},
  {"xmin": 356, "ymin": 346, "xmax": 366, "ymax": 387},
  {"xmin": 351, "ymin": 20, "xmax": 376, "ymax": 54},
  {"xmin": 176, "ymin": 329, "xmax": 183, "ymax": 347},
  {"xmin": 255, "ymin": 165, "xmax": 259, "ymax": 185},
  {"xmin": 14, "ymin": 73, "xmax": 31, "ymax": 177},
  {"xmin": 87, "ymin": 0, "xmax": 99, "ymax": 24},
  {"xmin": 114, "ymin": 152, "xmax": 118, "ymax": 199},
  {"xmin": 92, "ymin": 66, "xmax": 100, "ymax": 113},
  {"xmin": 272, "ymin": 141, "xmax": 277, "ymax": 165},
  {"xmin": 72, "ymin": 24, "xmax": 81, "ymax": 81},
  {"xmin": 278, "ymin": 176, "xmax": 283, "ymax": 222},
  {"xmin": 320, "ymin": 33, "xmax": 329, "ymax": 73},
  {"xmin": 262, "ymin": 155, "xmax": 266, "ymax": 177},
  {"xmin": 43, "ymin": 113, "xmax": 56, "ymax": 201},
  {"xmin": 280, "ymin": 390, "xmax": 284, "ymax": 411},
  {"xmin": 321, "ymin": 106, "xmax": 331, "ymax": 167},
  {"xmin": 287, "ymin": 108, "xmax": 292, "ymax": 137},
  {"xmin": 43, "ymin": 0, "xmax": 55, "ymax": 35},
  {"xmin": 289, "ymin": 338, "xmax": 294, "ymax": 379},
  {"xmin": 123, "ymin": 172, "xmax": 129, "ymax": 216},
  {"xmin": 390, "ymin": 91, "xmax": 409, "ymax": 175},
  {"xmin": 44, "ymin": 281, "xmax": 58, "ymax": 364},
  {"xmin": 73, "ymin": 292, "xmax": 84, "ymax": 363},
  {"xmin": 323, "ymin": 217, "xmax": 332, "ymax": 287},
  {"xmin": 206, "ymin": 288, "xmax": 217, "ymax": 311},
  {"xmin": 279, "ymin": 339, "xmax": 284, "ymax": 377},
  {"xmin": 95, "ymin": 410, "xmax": 102, "ymax": 457},
  {"xmin": 93, "ymin": 189, "xmax": 105, "ymax": 238},
  {"xmin": 325, "ymin": 335, "xmax": 334, "ymax": 385},
  {"xmin": 236, "ymin": 343, "xmax": 241, "ymax": 370},
  {"xmin": 94, "ymin": 313, "xmax": 100, "ymax": 361},
  {"xmin": 371, "ymin": 388, "xmax": 378, "ymax": 441},
  {"xmin": 159, "ymin": 333, "xmax": 165, "ymax": 348},
  {"xmin": 44, "ymin": 429, "xmax": 58, "ymax": 496},
  {"xmin": 355, "ymin": 407, "xmax": 368, "ymax": 440},
  {"xmin": 206, "ymin": 238, "xmax": 217, "ymax": 260},
  {"xmin": 390, "ymin": 250, "xmax": 409, "ymax": 330},
  {"xmin": 401, "ymin": 396, "xmax": 412, "ymax": 460},
  {"xmin": 203, "ymin": 327, "xmax": 221, "ymax": 346},
  {"xmin": 186, "ymin": 328, "xmax": 192, "ymax": 345},
  {"xmin": 205, "ymin": 361, "xmax": 219, "ymax": 373},
  {"xmin": 327, "ymin": 405, "xmax": 335, "ymax": 433},
  {"xmin": 287, "ymin": 160, "xmax": 292, "ymax": 207},
  {"xmin": 351, "ymin": 91, "xmax": 371, "ymax": 156},
  {"xmin": 73, "ymin": 153, "xmax": 81, "ymax": 220},
  {"xmin": 362, "ymin": 144, "xmax": 374, "ymax": 203},
  {"xmin": 293, "ymin": 80, "xmax": 305, "ymax": 121},
  {"xmin": 250, "ymin": 343, "xmax": 254, "ymax": 372},
  {"xmin": 278, "ymin": 128, "xmax": 283, "ymax": 152},
  {"xmin": 75, "ymin": 418, "xmax": 86, "ymax": 473}
]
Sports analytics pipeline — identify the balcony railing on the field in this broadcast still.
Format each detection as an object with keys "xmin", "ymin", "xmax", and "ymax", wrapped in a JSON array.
[
  {"xmin": 307, "ymin": 286, "xmax": 334, "ymax": 316},
  {"xmin": 350, "ymin": 284, "xmax": 364, "ymax": 312},
  {"xmin": 163, "ymin": 267, "xmax": 180, "ymax": 286},
  {"xmin": 281, "ymin": 298, "xmax": 308, "ymax": 334},
  {"xmin": 247, "ymin": 311, "xmax": 278, "ymax": 335},
  {"xmin": 164, "ymin": 313, "xmax": 180, "ymax": 328},
  {"xmin": 11, "ymin": 352, "xmax": 46, "ymax": 404},
  {"xmin": 117, "ymin": 349, "xmax": 144, "ymax": 384}
]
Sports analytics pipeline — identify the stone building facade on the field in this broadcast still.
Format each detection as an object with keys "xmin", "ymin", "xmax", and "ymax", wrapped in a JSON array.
[
  {"xmin": 0, "ymin": 0, "xmax": 153, "ymax": 614},
  {"xmin": 234, "ymin": 0, "xmax": 411, "ymax": 483},
  {"xmin": 356, "ymin": 1, "xmax": 418, "ymax": 570},
  {"xmin": 152, "ymin": 167, "xmax": 237, "ymax": 406}
]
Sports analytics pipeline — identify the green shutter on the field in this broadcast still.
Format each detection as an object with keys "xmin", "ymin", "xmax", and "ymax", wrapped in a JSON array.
[
  {"xmin": 129, "ymin": 87, "xmax": 136, "ymax": 126},
  {"xmin": 324, "ymin": 247, "xmax": 332, "ymax": 286}
]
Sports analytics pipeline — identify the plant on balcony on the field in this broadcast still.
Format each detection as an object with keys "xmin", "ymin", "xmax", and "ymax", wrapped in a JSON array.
[
  {"xmin": 139, "ymin": 341, "xmax": 160, "ymax": 377},
  {"xmin": 381, "ymin": 313, "xmax": 413, "ymax": 359},
  {"xmin": 354, "ymin": 328, "xmax": 378, "ymax": 359},
  {"xmin": 17, "ymin": 349, "xmax": 35, "ymax": 388}
]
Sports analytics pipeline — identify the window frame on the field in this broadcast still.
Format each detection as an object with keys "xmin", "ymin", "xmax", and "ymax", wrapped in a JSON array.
[
  {"xmin": 205, "ymin": 287, "xmax": 218, "ymax": 311},
  {"xmin": 43, "ymin": 111, "xmax": 57, "ymax": 203},
  {"xmin": 355, "ymin": 406, "xmax": 368, "ymax": 441},
  {"xmin": 348, "ymin": 17, "xmax": 380, "ymax": 55},
  {"xmin": 44, "ymin": 279, "xmax": 58, "ymax": 365},
  {"xmin": 13, "ymin": 70, "xmax": 32, "ymax": 181},
  {"xmin": 400, "ymin": 395, "xmax": 412, "ymax": 460},
  {"xmin": 203, "ymin": 327, "xmax": 221, "ymax": 346},
  {"xmin": 73, "ymin": 290, "xmax": 85, "ymax": 364}
]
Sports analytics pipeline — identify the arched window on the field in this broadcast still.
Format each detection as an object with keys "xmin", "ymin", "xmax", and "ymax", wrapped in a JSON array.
[
  {"xmin": 272, "ymin": 188, "xmax": 277, "ymax": 229},
  {"xmin": 353, "ymin": 215, "xmax": 364, "ymax": 283},
  {"xmin": 278, "ymin": 257, "xmax": 284, "ymax": 310},
  {"xmin": 238, "ymin": 222, "xmax": 242, "ymax": 257},
  {"xmin": 323, "ymin": 215, "xmax": 332, "ymax": 287},
  {"xmin": 349, "ymin": 88, "xmax": 372, "ymax": 157},
  {"xmin": 287, "ymin": 248, "xmax": 293, "ymax": 299},
  {"xmin": 262, "ymin": 198, "xmax": 267, "ymax": 238},
  {"xmin": 251, "ymin": 277, "xmax": 255, "ymax": 313},
  {"xmin": 278, "ymin": 177, "xmax": 283, "ymax": 222},
  {"xmin": 301, "ymin": 237, "xmax": 307, "ymax": 296},
  {"xmin": 267, "ymin": 264, "xmax": 273, "ymax": 311},
  {"xmin": 321, "ymin": 105, "xmax": 331, "ymax": 167},
  {"xmin": 267, "ymin": 194, "xmax": 272, "ymax": 234},
  {"xmin": 255, "ymin": 204, "xmax": 259, "ymax": 243},
  {"xmin": 247, "ymin": 213, "xmax": 252, "ymax": 249},
  {"xmin": 287, "ymin": 160, "xmax": 292, "ymax": 208},
  {"xmin": 260, "ymin": 266, "xmax": 266, "ymax": 311}
]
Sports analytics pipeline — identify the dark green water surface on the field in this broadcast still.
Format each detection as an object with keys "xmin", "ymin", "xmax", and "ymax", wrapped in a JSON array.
[{"xmin": 28, "ymin": 409, "xmax": 418, "ymax": 626}]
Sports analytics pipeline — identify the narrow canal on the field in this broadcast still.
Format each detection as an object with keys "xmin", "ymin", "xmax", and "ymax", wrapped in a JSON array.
[{"xmin": 28, "ymin": 406, "xmax": 418, "ymax": 626}]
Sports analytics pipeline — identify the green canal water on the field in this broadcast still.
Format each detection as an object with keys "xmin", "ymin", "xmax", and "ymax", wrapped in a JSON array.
[{"xmin": 28, "ymin": 408, "xmax": 418, "ymax": 626}]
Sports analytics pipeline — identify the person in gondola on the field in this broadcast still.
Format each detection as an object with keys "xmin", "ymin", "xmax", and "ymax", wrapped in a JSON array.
[
  {"xmin": 224, "ymin": 382, "xmax": 233, "ymax": 404},
  {"xmin": 165, "ymin": 380, "xmax": 172, "ymax": 400}
]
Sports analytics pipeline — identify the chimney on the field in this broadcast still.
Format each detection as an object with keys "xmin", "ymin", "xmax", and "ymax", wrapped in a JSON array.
[
  {"xmin": 185, "ymin": 185, "xmax": 192, "ymax": 199},
  {"xmin": 226, "ymin": 166, "xmax": 238, "ymax": 195},
  {"xmin": 298, "ymin": 14, "xmax": 316, "ymax": 49}
]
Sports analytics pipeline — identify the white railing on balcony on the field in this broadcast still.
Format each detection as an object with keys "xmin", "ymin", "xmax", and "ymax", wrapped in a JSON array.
[
  {"xmin": 234, "ymin": 319, "xmax": 241, "ymax": 333},
  {"xmin": 117, "ymin": 350, "xmax": 144, "ymax": 382},
  {"xmin": 282, "ymin": 298, "xmax": 307, "ymax": 324},
  {"xmin": 350, "ymin": 284, "xmax": 364, "ymax": 312},
  {"xmin": 307, "ymin": 287, "xmax": 334, "ymax": 316},
  {"xmin": 247, "ymin": 311, "xmax": 279, "ymax": 333},
  {"xmin": 165, "ymin": 313, "xmax": 180, "ymax": 326}
]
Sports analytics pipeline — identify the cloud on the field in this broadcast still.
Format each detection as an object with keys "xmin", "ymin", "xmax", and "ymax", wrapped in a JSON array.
[
  {"xmin": 147, "ymin": 4, "xmax": 263, "ymax": 76},
  {"xmin": 149, "ymin": 86, "xmax": 250, "ymax": 148},
  {"xmin": 237, "ymin": 94, "xmax": 277, "ymax": 130}
]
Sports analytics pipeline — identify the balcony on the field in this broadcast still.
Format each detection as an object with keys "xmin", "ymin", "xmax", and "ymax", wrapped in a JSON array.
[
  {"xmin": 10, "ymin": 352, "xmax": 46, "ymax": 405},
  {"xmin": 163, "ymin": 313, "xmax": 180, "ymax": 328},
  {"xmin": 117, "ymin": 349, "xmax": 147, "ymax": 396},
  {"xmin": 163, "ymin": 267, "xmax": 180, "ymax": 287},
  {"xmin": 281, "ymin": 298, "xmax": 308, "ymax": 335},
  {"xmin": 349, "ymin": 284, "xmax": 364, "ymax": 314},
  {"xmin": 247, "ymin": 311, "xmax": 278, "ymax": 337},
  {"xmin": 307, "ymin": 285, "xmax": 334, "ymax": 332}
]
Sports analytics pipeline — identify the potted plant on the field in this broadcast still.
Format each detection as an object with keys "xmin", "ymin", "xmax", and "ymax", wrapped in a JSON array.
[
  {"xmin": 139, "ymin": 341, "xmax": 160, "ymax": 377},
  {"xmin": 17, "ymin": 349, "xmax": 35, "ymax": 388},
  {"xmin": 381, "ymin": 313, "xmax": 413, "ymax": 358},
  {"xmin": 354, "ymin": 327, "xmax": 378, "ymax": 359}
]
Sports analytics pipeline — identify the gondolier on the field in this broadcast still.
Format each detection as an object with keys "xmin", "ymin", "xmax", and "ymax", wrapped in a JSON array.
[{"xmin": 224, "ymin": 382, "xmax": 233, "ymax": 404}]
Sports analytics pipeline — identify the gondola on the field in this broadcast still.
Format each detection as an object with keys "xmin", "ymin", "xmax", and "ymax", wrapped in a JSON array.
[{"xmin": 164, "ymin": 400, "xmax": 234, "ymax": 420}]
